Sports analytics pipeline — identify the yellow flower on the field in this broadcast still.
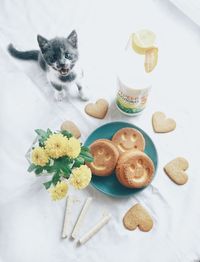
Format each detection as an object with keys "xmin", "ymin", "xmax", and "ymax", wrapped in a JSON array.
[
  {"xmin": 66, "ymin": 137, "xmax": 81, "ymax": 158},
  {"xmin": 70, "ymin": 165, "xmax": 92, "ymax": 189},
  {"xmin": 31, "ymin": 147, "xmax": 49, "ymax": 166},
  {"xmin": 45, "ymin": 133, "xmax": 68, "ymax": 159},
  {"xmin": 49, "ymin": 181, "xmax": 68, "ymax": 201}
]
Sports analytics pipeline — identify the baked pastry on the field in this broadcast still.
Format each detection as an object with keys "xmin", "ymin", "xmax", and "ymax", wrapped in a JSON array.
[
  {"xmin": 87, "ymin": 139, "xmax": 119, "ymax": 176},
  {"xmin": 116, "ymin": 150, "xmax": 154, "ymax": 188},
  {"xmin": 112, "ymin": 128, "xmax": 145, "ymax": 155},
  {"xmin": 164, "ymin": 157, "xmax": 188, "ymax": 185},
  {"xmin": 123, "ymin": 204, "xmax": 153, "ymax": 232},
  {"xmin": 85, "ymin": 99, "xmax": 109, "ymax": 119},
  {"xmin": 152, "ymin": 112, "xmax": 176, "ymax": 133}
]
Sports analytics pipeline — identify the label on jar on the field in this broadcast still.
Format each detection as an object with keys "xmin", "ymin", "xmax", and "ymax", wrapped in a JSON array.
[{"xmin": 116, "ymin": 90, "xmax": 148, "ymax": 115}]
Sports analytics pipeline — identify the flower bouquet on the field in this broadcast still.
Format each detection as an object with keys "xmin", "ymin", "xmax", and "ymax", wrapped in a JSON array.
[{"xmin": 27, "ymin": 129, "xmax": 93, "ymax": 200}]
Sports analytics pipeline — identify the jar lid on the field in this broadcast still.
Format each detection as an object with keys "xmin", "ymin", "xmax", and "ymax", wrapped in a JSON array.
[{"xmin": 117, "ymin": 50, "xmax": 152, "ymax": 90}]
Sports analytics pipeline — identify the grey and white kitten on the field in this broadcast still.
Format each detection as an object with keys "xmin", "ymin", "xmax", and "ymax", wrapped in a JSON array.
[{"xmin": 8, "ymin": 30, "xmax": 88, "ymax": 101}]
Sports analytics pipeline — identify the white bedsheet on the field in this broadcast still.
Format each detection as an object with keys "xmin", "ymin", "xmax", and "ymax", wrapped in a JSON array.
[
  {"xmin": 169, "ymin": 0, "xmax": 200, "ymax": 27},
  {"xmin": 0, "ymin": 0, "xmax": 200, "ymax": 261}
]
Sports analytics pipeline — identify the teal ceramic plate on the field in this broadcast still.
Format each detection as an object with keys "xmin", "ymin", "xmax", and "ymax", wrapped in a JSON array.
[{"xmin": 84, "ymin": 122, "xmax": 158, "ymax": 197}]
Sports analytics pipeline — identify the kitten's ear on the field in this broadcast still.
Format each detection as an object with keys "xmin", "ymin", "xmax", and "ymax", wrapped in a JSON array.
[
  {"xmin": 37, "ymin": 35, "xmax": 49, "ymax": 53},
  {"xmin": 67, "ymin": 30, "xmax": 78, "ymax": 48}
]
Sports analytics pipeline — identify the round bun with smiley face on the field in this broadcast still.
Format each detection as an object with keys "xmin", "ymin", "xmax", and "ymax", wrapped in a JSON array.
[
  {"xmin": 116, "ymin": 150, "xmax": 154, "ymax": 188},
  {"xmin": 87, "ymin": 139, "xmax": 119, "ymax": 176},
  {"xmin": 112, "ymin": 128, "xmax": 145, "ymax": 155}
]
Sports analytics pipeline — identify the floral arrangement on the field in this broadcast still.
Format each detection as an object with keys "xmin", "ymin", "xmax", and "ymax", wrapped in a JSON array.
[{"xmin": 27, "ymin": 129, "xmax": 93, "ymax": 201}]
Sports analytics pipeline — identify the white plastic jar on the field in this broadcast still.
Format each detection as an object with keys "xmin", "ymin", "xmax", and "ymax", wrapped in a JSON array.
[
  {"xmin": 116, "ymin": 49, "xmax": 151, "ymax": 116},
  {"xmin": 116, "ymin": 78, "xmax": 150, "ymax": 116}
]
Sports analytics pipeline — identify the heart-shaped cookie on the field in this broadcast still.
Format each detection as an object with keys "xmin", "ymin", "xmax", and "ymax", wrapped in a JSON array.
[
  {"xmin": 85, "ymin": 99, "xmax": 109, "ymax": 119},
  {"xmin": 60, "ymin": 120, "xmax": 81, "ymax": 138},
  {"xmin": 164, "ymin": 157, "xmax": 189, "ymax": 185},
  {"xmin": 123, "ymin": 204, "xmax": 153, "ymax": 232},
  {"xmin": 152, "ymin": 112, "xmax": 176, "ymax": 133}
]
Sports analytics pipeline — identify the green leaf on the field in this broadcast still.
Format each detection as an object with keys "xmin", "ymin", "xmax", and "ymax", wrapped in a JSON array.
[
  {"xmin": 61, "ymin": 164, "xmax": 71, "ymax": 173},
  {"xmin": 61, "ymin": 130, "xmax": 73, "ymax": 138},
  {"xmin": 35, "ymin": 129, "xmax": 47, "ymax": 138},
  {"xmin": 61, "ymin": 165, "xmax": 71, "ymax": 178},
  {"xmin": 38, "ymin": 141, "xmax": 44, "ymax": 147},
  {"xmin": 73, "ymin": 156, "xmax": 85, "ymax": 167},
  {"xmin": 43, "ymin": 180, "xmax": 52, "ymax": 190},
  {"xmin": 62, "ymin": 173, "xmax": 70, "ymax": 179},
  {"xmin": 81, "ymin": 146, "xmax": 90, "ymax": 153},
  {"xmin": 35, "ymin": 129, "xmax": 52, "ymax": 146},
  {"xmin": 47, "ymin": 128, "xmax": 53, "ymax": 136},
  {"xmin": 27, "ymin": 163, "xmax": 36, "ymax": 172},
  {"xmin": 54, "ymin": 157, "xmax": 72, "ymax": 168},
  {"xmin": 53, "ymin": 157, "xmax": 72, "ymax": 177},
  {"xmin": 80, "ymin": 146, "xmax": 93, "ymax": 162},
  {"xmin": 43, "ymin": 165, "xmax": 56, "ymax": 173},
  {"xmin": 35, "ymin": 166, "xmax": 44, "ymax": 175},
  {"xmin": 80, "ymin": 151, "xmax": 94, "ymax": 163},
  {"xmin": 52, "ymin": 172, "xmax": 61, "ymax": 185}
]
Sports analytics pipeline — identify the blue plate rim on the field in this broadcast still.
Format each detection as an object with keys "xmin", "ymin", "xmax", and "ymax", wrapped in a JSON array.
[{"xmin": 84, "ymin": 121, "xmax": 159, "ymax": 198}]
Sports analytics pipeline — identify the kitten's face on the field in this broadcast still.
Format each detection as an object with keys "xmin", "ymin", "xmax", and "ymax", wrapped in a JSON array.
[{"xmin": 37, "ymin": 30, "xmax": 78, "ymax": 76}]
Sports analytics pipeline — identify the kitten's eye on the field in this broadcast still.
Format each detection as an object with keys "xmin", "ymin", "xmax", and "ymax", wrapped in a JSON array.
[{"xmin": 65, "ymin": 53, "xmax": 72, "ymax": 60}]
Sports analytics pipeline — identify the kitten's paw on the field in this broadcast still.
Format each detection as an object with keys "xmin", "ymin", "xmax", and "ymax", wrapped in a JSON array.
[
  {"xmin": 79, "ymin": 94, "xmax": 89, "ymax": 101},
  {"xmin": 78, "ymin": 89, "xmax": 89, "ymax": 101},
  {"xmin": 54, "ymin": 90, "xmax": 66, "ymax": 102}
]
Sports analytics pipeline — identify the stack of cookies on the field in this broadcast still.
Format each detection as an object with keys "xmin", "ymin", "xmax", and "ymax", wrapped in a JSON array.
[{"xmin": 87, "ymin": 128, "xmax": 155, "ymax": 189}]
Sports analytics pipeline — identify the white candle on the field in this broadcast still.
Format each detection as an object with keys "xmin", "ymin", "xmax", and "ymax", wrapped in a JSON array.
[
  {"xmin": 71, "ymin": 197, "xmax": 92, "ymax": 239},
  {"xmin": 78, "ymin": 214, "xmax": 111, "ymax": 245},
  {"xmin": 62, "ymin": 195, "xmax": 73, "ymax": 238}
]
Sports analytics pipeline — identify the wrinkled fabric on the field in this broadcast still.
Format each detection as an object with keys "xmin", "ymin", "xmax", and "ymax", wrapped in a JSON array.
[{"xmin": 0, "ymin": 0, "xmax": 200, "ymax": 261}]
